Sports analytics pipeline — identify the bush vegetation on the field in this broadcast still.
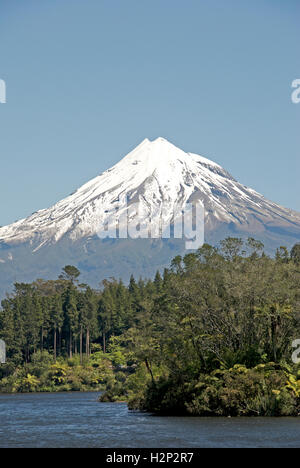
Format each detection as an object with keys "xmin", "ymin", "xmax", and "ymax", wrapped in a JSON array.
[{"xmin": 1, "ymin": 238, "xmax": 300, "ymax": 415}]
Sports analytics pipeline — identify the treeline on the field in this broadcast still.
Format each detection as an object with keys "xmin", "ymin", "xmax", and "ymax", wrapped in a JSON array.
[
  {"xmin": 1, "ymin": 237, "xmax": 300, "ymax": 415},
  {"xmin": 102, "ymin": 237, "xmax": 300, "ymax": 416},
  {"xmin": 0, "ymin": 265, "xmax": 163, "ymax": 366}
]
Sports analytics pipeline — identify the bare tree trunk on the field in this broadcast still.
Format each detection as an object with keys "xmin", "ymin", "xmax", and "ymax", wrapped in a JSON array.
[
  {"xmin": 80, "ymin": 327, "xmax": 83, "ymax": 364},
  {"xmin": 54, "ymin": 330, "xmax": 56, "ymax": 360},
  {"xmin": 69, "ymin": 329, "xmax": 73, "ymax": 359},
  {"xmin": 59, "ymin": 329, "xmax": 62, "ymax": 356},
  {"xmin": 103, "ymin": 331, "xmax": 106, "ymax": 354},
  {"xmin": 145, "ymin": 358, "xmax": 155, "ymax": 386},
  {"xmin": 86, "ymin": 328, "xmax": 90, "ymax": 358},
  {"xmin": 41, "ymin": 327, "xmax": 44, "ymax": 351}
]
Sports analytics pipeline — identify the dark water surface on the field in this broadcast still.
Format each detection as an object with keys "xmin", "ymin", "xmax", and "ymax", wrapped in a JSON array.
[{"xmin": 0, "ymin": 392, "xmax": 299, "ymax": 448}]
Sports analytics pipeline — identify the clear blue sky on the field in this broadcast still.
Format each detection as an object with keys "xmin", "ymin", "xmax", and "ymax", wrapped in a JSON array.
[{"xmin": 0, "ymin": 0, "xmax": 299, "ymax": 226}]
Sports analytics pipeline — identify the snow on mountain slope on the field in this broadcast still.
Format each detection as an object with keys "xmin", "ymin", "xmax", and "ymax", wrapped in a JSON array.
[{"xmin": 1, "ymin": 137, "xmax": 300, "ymax": 251}]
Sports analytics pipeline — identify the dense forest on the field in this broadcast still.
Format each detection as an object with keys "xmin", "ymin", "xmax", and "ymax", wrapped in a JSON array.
[{"xmin": 1, "ymin": 237, "xmax": 300, "ymax": 416}]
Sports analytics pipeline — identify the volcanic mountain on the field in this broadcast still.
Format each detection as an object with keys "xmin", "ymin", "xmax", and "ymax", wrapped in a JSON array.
[{"xmin": 0, "ymin": 137, "xmax": 299, "ymax": 296}]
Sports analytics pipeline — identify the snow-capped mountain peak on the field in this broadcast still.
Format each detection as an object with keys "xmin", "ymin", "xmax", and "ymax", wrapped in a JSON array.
[{"xmin": 0, "ymin": 137, "xmax": 300, "ymax": 252}]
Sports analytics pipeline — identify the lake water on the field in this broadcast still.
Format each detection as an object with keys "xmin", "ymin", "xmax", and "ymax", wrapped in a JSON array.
[{"xmin": 0, "ymin": 392, "xmax": 299, "ymax": 448}]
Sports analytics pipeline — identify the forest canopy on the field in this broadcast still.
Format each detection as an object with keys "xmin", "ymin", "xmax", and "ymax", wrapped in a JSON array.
[{"xmin": 1, "ymin": 238, "xmax": 300, "ymax": 416}]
